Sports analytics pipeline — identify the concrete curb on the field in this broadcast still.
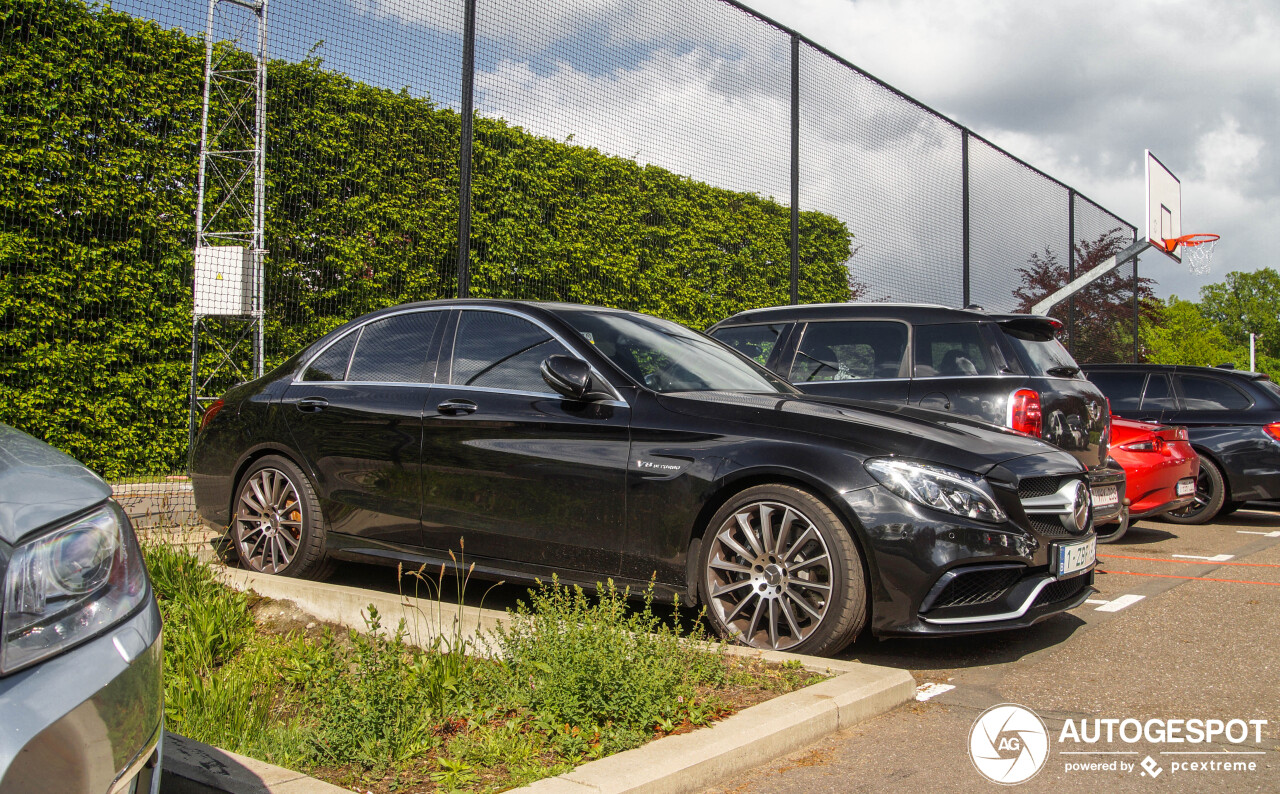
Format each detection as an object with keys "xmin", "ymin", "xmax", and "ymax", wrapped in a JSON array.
[
  {"xmin": 161, "ymin": 732, "xmax": 350, "ymax": 794},
  {"xmin": 178, "ymin": 565, "xmax": 914, "ymax": 794}
]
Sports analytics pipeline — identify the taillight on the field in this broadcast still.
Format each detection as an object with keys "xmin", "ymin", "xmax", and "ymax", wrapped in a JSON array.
[
  {"xmin": 200, "ymin": 398, "xmax": 225, "ymax": 433},
  {"xmin": 1121, "ymin": 437, "xmax": 1167, "ymax": 453},
  {"xmin": 1008, "ymin": 389, "xmax": 1042, "ymax": 437},
  {"xmin": 1265, "ymin": 423, "xmax": 1280, "ymax": 443}
]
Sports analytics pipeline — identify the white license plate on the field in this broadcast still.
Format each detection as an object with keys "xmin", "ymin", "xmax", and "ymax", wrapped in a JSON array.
[
  {"xmin": 1176, "ymin": 478, "xmax": 1196, "ymax": 497},
  {"xmin": 1091, "ymin": 484, "xmax": 1119, "ymax": 508},
  {"xmin": 1054, "ymin": 537, "xmax": 1096, "ymax": 576}
]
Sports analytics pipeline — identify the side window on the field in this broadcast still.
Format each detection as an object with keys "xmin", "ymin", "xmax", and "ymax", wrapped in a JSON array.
[
  {"xmin": 302, "ymin": 332, "xmax": 357, "ymax": 382},
  {"xmin": 913, "ymin": 323, "xmax": 995, "ymax": 378},
  {"xmin": 1140, "ymin": 374, "xmax": 1178, "ymax": 410},
  {"xmin": 710, "ymin": 324, "xmax": 783, "ymax": 367},
  {"xmin": 346, "ymin": 311, "xmax": 441, "ymax": 383},
  {"xmin": 450, "ymin": 311, "xmax": 570, "ymax": 393},
  {"xmin": 790, "ymin": 321, "xmax": 908, "ymax": 382},
  {"xmin": 1085, "ymin": 371, "xmax": 1146, "ymax": 411},
  {"xmin": 1176, "ymin": 375, "xmax": 1252, "ymax": 411}
]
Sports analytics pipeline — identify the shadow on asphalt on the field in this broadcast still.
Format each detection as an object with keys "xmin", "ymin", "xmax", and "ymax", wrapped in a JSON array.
[
  {"xmin": 1110, "ymin": 524, "xmax": 1177, "ymax": 545},
  {"xmin": 836, "ymin": 612, "xmax": 1086, "ymax": 672}
]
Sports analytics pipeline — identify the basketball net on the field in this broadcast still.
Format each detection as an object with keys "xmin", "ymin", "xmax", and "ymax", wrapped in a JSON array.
[{"xmin": 1162, "ymin": 233, "xmax": 1219, "ymax": 277}]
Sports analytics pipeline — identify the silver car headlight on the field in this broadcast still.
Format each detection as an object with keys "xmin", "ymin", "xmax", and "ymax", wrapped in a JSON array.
[
  {"xmin": 2, "ymin": 501, "xmax": 149, "ymax": 674},
  {"xmin": 866, "ymin": 458, "xmax": 1007, "ymax": 524}
]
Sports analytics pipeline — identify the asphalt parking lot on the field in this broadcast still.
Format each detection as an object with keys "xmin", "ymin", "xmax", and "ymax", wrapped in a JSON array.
[{"xmin": 706, "ymin": 509, "xmax": 1280, "ymax": 793}]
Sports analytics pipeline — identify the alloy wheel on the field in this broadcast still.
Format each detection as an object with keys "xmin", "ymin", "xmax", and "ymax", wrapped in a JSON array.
[
  {"xmin": 235, "ymin": 467, "xmax": 304, "ymax": 573},
  {"xmin": 703, "ymin": 500, "xmax": 833, "ymax": 650}
]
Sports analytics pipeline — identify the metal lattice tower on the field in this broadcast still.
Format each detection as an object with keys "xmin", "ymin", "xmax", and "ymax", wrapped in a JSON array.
[{"xmin": 189, "ymin": 0, "xmax": 268, "ymax": 449}]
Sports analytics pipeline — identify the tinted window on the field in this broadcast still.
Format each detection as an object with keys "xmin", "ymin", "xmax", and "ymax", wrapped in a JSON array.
[
  {"xmin": 1086, "ymin": 371, "xmax": 1146, "ymax": 411},
  {"xmin": 450, "ymin": 311, "xmax": 569, "ymax": 393},
  {"xmin": 1177, "ymin": 375, "xmax": 1252, "ymax": 411},
  {"xmin": 710, "ymin": 324, "xmax": 783, "ymax": 366},
  {"xmin": 1001, "ymin": 330, "xmax": 1080, "ymax": 377},
  {"xmin": 560, "ymin": 310, "xmax": 792, "ymax": 394},
  {"xmin": 302, "ymin": 332, "xmax": 357, "ymax": 382},
  {"xmin": 1141, "ymin": 374, "xmax": 1177, "ymax": 410},
  {"xmin": 347, "ymin": 311, "xmax": 441, "ymax": 383},
  {"xmin": 790, "ymin": 321, "xmax": 908, "ymax": 382},
  {"xmin": 914, "ymin": 323, "xmax": 995, "ymax": 378}
]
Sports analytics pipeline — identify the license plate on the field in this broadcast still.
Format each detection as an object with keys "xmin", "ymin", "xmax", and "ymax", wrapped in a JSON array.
[
  {"xmin": 1053, "ymin": 537, "xmax": 1096, "ymax": 576},
  {"xmin": 1176, "ymin": 478, "xmax": 1196, "ymax": 497},
  {"xmin": 1091, "ymin": 484, "xmax": 1119, "ymax": 508}
]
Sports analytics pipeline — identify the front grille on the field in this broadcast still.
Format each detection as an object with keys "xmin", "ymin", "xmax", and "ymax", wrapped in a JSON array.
[
  {"xmin": 932, "ymin": 568, "xmax": 1022, "ymax": 609},
  {"xmin": 1034, "ymin": 574, "xmax": 1089, "ymax": 606},
  {"xmin": 1028, "ymin": 515, "xmax": 1075, "ymax": 538},
  {"xmin": 1017, "ymin": 475, "xmax": 1062, "ymax": 499}
]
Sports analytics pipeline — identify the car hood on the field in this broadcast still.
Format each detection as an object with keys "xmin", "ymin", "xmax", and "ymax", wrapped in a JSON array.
[
  {"xmin": 656, "ymin": 391, "xmax": 1081, "ymax": 474},
  {"xmin": 0, "ymin": 424, "xmax": 111, "ymax": 545}
]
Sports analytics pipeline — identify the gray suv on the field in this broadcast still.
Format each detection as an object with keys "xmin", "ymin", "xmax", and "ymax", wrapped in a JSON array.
[
  {"xmin": 0, "ymin": 424, "xmax": 163, "ymax": 793},
  {"xmin": 708, "ymin": 303, "xmax": 1126, "ymax": 533}
]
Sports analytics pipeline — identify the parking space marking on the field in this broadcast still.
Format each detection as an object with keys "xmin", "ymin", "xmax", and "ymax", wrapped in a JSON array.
[
  {"xmin": 1084, "ymin": 598, "xmax": 1109, "ymax": 605},
  {"xmin": 1172, "ymin": 553, "xmax": 1235, "ymax": 562},
  {"xmin": 914, "ymin": 682, "xmax": 955, "ymax": 701},
  {"xmin": 1106, "ymin": 571, "xmax": 1280, "ymax": 586},
  {"xmin": 1092, "ymin": 594, "xmax": 1146, "ymax": 612},
  {"xmin": 1237, "ymin": 530, "xmax": 1280, "ymax": 537},
  {"xmin": 1100, "ymin": 554, "xmax": 1280, "ymax": 568}
]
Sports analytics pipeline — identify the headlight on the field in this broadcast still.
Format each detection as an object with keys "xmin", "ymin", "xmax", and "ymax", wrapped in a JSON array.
[
  {"xmin": 866, "ymin": 458, "xmax": 1007, "ymax": 523},
  {"xmin": 2, "ymin": 501, "xmax": 149, "ymax": 674}
]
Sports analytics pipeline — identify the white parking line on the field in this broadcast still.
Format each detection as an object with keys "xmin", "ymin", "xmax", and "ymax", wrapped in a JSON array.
[
  {"xmin": 1084, "ymin": 598, "xmax": 1109, "ymax": 605},
  {"xmin": 915, "ymin": 683, "xmax": 955, "ymax": 701},
  {"xmin": 1237, "ymin": 530, "xmax": 1280, "ymax": 538},
  {"xmin": 1093, "ymin": 594, "xmax": 1146, "ymax": 612},
  {"xmin": 1172, "ymin": 554, "xmax": 1235, "ymax": 562}
]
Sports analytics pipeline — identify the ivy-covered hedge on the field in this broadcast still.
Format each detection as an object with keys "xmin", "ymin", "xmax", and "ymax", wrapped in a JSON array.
[{"xmin": 0, "ymin": 0, "xmax": 853, "ymax": 477}]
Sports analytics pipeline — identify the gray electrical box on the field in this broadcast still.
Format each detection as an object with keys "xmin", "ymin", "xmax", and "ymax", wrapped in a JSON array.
[{"xmin": 194, "ymin": 246, "xmax": 255, "ymax": 316}]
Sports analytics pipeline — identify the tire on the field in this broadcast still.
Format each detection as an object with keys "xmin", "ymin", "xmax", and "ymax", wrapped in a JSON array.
[
  {"xmin": 1161, "ymin": 458, "xmax": 1227, "ymax": 526},
  {"xmin": 698, "ymin": 484, "xmax": 867, "ymax": 656},
  {"xmin": 232, "ymin": 455, "xmax": 334, "ymax": 579}
]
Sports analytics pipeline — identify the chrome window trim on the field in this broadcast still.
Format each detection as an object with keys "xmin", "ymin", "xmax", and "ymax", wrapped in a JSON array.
[
  {"xmin": 294, "ymin": 306, "xmax": 449, "ymax": 384},
  {"xmin": 445, "ymin": 305, "xmax": 628, "ymax": 406},
  {"xmin": 432, "ymin": 381, "xmax": 629, "ymax": 409}
]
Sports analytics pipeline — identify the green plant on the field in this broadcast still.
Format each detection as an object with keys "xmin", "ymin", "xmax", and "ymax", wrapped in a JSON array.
[{"xmin": 494, "ymin": 576, "xmax": 728, "ymax": 734}]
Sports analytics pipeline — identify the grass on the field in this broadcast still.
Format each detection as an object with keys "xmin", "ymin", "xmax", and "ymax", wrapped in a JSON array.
[{"xmin": 142, "ymin": 543, "xmax": 827, "ymax": 793}]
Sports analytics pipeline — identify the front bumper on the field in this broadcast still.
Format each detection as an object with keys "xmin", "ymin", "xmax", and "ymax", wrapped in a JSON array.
[
  {"xmin": 0, "ymin": 598, "xmax": 164, "ymax": 794},
  {"xmin": 845, "ymin": 480, "xmax": 1095, "ymax": 638}
]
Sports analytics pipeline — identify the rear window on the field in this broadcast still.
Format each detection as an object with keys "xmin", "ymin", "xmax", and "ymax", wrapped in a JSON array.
[
  {"xmin": 913, "ymin": 323, "xmax": 995, "ymax": 378},
  {"xmin": 999, "ymin": 327, "xmax": 1081, "ymax": 377},
  {"xmin": 1176, "ymin": 374, "xmax": 1252, "ymax": 411},
  {"xmin": 710, "ymin": 324, "xmax": 784, "ymax": 366}
]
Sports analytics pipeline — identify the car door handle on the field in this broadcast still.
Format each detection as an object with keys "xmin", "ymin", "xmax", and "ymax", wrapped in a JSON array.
[
  {"xmin": 296, "ymin": 397, "xmax": 329, "ymax": 412},
  {"xmin": 437, "ymin": 398, "xmax": 478, "ymax": 416}
]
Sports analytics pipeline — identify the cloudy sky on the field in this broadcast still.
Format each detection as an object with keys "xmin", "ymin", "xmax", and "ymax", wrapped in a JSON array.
[
  {"xmin": 743, "ymin": 0, "xmax": 1279, "ymax": 300},
  {"xmin": 131, "ymin": 0, "xmax": 1277, "ymax": 303}
]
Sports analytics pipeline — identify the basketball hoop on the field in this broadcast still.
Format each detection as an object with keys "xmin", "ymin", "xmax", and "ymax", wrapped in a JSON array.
[{"xmin": 1161, "ymin": 233, "xmax": 1219, "ymax": 276}]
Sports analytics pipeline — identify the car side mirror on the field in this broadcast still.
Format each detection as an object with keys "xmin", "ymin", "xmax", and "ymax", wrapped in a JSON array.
[{"xmin": 541, "ymin": 355, "xmax": 610, "ymax": 401}]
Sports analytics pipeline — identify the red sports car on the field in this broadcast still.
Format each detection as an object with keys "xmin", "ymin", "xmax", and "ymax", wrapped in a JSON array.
[{"xmin": 1099, "ymin": 416, "xmax": 1199, "ymax": 542}]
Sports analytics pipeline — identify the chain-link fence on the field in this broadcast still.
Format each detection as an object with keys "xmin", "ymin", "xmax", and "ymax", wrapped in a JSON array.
[{"xmin": 1, "ymin": 0, "xmax": 1146, "ymax": 524}]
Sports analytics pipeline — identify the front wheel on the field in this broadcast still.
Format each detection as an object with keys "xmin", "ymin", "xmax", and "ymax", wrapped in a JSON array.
[
  {"xmin": 233, "ymin": 455, "xmax": 333, "ymax": 579},
  {"xmin": 1161, "ymin": 458, "xmax": 1226, "ymax": 526},
  {"xmin": 699, "ymin": 484, "xmax": 866, "ymax": 656}
]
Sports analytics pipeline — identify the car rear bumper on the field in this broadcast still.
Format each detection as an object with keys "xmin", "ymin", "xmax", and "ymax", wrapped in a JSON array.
[
  {"xmin": 1087, "ymin": 465, "xmax": 1126, "ymax": 524},
  {"xmin": 0, "ymin": 599, "xmax": 164, "ymax": 794}
]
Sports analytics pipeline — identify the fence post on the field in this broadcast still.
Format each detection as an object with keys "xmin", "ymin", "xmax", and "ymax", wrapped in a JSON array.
[
  {"xmin": 790, "ymin": 35, "xmax": 800, "ymax": 305},
  {"xmin": 961, "ymin": 129, "xmax": 970, "ymax": 308},
  {"xmin": 1067, "ymin": 189, "xmax": 1075, "ymax": 354},
  {"xmin": 457, "ymin": 0, "xmax": 477, "ymax": 298},
  {"xmin": 1133, "ymin": 258, "xmax": 1140, "ymax": 362}
]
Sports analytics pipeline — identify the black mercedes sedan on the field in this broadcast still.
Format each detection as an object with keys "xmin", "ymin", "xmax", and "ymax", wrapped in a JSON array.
[{"xmin": 191, "ymin": 300, "xmax": 1097, "ymax": 655}]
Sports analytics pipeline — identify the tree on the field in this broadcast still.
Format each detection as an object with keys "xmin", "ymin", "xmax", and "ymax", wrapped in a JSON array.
[
  {"xmin": 1196, "ymin": 267, "xmax": 1280, "ymax": 361},
  {"xmin": 1011, "ymin": 229, "xmax": 1160, "ymax": 363}
]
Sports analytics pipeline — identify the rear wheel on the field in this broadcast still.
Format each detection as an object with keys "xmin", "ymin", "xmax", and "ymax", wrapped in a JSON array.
[
  {"xmin": 233, "ymin": 455, "xmax": 333, "ymax": 579},
  {"xmin": 699, "ymin": 484, "xmax": 866, "ymax": 656},
  {"xmin": 1161, "ymin": 459, "xmax": 1226, "ymax": 526}
]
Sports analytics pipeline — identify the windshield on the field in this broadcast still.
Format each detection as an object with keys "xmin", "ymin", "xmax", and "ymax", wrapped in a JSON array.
[
  {"xmin": 557, "ymin": 310, "xmax": 796, "ymax": 394},
  {"xmin": 1000, "ymin": 327, "xmax": 1081, "ymax": 377}
]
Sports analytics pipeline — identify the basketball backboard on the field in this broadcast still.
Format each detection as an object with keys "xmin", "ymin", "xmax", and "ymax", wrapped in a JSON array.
[{"xmin": 1146, "ymin": 150, "xmax": 1182, "ymax": 262}]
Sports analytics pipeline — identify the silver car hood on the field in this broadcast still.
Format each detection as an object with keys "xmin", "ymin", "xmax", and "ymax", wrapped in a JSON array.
[{"xmin": 0, "ymin": 424, "xmax": 111, "ymax": 545}]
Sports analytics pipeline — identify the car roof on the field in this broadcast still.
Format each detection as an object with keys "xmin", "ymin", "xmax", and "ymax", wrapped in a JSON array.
[
  {"xmin": 1081, "ymin": 363, "xmax": 1271, "ymax": 381},
  {"xmin": 710, "ymin": 302, "xmax": 1056, "ymax": 328}
]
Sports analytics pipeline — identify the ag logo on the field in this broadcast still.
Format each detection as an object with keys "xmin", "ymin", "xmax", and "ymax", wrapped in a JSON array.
[{"xmin": 968, "ymin": 703, "xmax": 1050, "ymax": 785}]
